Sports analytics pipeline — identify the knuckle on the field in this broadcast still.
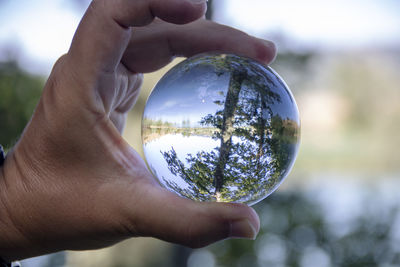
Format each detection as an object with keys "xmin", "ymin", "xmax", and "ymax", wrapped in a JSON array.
[
  {"xmin": 131, "ymin": 73, "xmax": 144, "ymax": 89},
  {"xmin": 88, "ymin": 0, "xmax": 106, "ymax": 15},
  {"xmin": 44, "ymin": 55, "xmax": 68, "ymax": 92}
]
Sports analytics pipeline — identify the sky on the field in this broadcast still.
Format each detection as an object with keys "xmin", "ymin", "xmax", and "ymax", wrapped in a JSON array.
[
  {"xmin": 215, "ymin": 0, "xmax": 400, "ymax": 49},
  {"xmin": 144, "ymin": 55, "xmax": 300, "ymax": 127},
  {"xmin": 0, "ymin": 0, "xmax": 84, "ymax": 74},
  {"xmin": 0, "ymin": 0, "xmax": 399, "ymax": 75},
  {"xmin": 144, "ymin": 61, "xmax": 232, "ymax": 126}
]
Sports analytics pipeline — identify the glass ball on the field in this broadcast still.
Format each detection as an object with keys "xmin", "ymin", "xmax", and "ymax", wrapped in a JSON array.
[{"xmin": 142, "ymin": 53, "xmax": 300, "ymax": 206}]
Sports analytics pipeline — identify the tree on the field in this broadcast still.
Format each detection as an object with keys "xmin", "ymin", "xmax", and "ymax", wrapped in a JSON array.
[
  {"xmin": 0, "ymin": 60, "xmax": 44, "ymax": 149},
  {"xmin": 205, "ymin": 0, "xmax": 214, "ymax": 21}
]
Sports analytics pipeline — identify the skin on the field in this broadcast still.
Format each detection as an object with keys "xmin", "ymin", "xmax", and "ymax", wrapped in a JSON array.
[{"xmin": 0, "ymin": 0, "xmax": 276, "ymax": 261}]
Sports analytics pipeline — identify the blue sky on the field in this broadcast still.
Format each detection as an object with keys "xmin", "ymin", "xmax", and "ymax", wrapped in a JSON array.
[
  {"xmin": 144, "ymin": 62, "xmax": 229, "ymax": 126},
  {"xmin": 0, "ymin": 0, "xmax": 399, "ymax": 74},
  {"xmin": 144, "ymin": 55, "xmax": 300, "ymax": 127}
]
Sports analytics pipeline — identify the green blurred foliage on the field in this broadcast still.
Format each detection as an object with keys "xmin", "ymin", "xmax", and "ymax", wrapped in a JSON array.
[
  {"xmin": 0, "ymin": 60, "xmax": 44, "ymax": 149},
  {"xmin": 2, "ymin": 48, "xmax": 399, "ymax": 267},
  {"xmin": 195, "ymin": 186, "xmax": 400, "ymax": 267},
  {"xmin": 1, "ymin": 12, "xmax": 399, "ymax": 265},
  {"xmin": 77, "ymin": 183, "xmax": 400, "ymax": 267}
]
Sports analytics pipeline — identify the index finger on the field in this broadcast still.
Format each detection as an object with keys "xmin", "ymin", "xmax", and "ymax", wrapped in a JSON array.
[
  {"xmin": 122, "ymin": 19, "xmax": 277, "ymax": 73},
  {"xmin": 67, "ymin": 0, "xmax": 207, "ymax": 76}
]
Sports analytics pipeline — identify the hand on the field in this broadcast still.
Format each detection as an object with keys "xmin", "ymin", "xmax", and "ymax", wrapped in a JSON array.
[{"xmin": 0, "ymin": 0, "xmax": 276, "ymax": 261}]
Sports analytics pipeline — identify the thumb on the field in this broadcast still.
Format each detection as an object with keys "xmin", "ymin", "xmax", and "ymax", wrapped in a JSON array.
[{"xmin": 128, "ymin": 183, "xmax": 260, "ymax": 248}]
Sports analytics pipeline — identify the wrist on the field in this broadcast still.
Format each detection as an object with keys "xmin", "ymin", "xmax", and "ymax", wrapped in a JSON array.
[{"xmin": 0, "ymin": 148, "xmax": 32, "ymax": 262}]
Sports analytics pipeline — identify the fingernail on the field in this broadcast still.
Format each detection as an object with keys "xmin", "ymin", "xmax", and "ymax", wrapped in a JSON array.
[
  {"xmin": 261, "ymin": 39, "xmax": 275, "ymax": 48},
  {"xmin": 230, "ymin": 219, "xmax": 258, "ymax": 240},
  {"xmin": 189, "ymin": 0, "xmax": 207, "ymax": 4}
]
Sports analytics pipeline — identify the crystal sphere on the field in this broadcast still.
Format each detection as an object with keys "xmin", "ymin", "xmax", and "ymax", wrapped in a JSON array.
[{"xmin": 142, "ymin": 53, "xmax": 300, "ymax": 206}]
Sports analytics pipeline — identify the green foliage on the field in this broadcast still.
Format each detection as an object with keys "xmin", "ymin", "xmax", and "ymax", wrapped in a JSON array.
[
  {"xmin": 205, "ymin": 188, "xmax": 400, "ymax": 267},
  {"xmin": 0, "ymin": 61, "xmax": 44, "ymax": 149}
]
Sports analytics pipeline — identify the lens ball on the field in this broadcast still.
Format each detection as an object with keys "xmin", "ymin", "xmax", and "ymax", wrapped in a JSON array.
[{"xmin": 142, "ymin": 53, "xmax": 300, "ymax": 206}]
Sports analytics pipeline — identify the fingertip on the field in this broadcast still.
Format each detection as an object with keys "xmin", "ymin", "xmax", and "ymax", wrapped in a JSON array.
[
  {"xmin": 224, "ymin": 203, "xmax": 260, "ymax": 240},
  {"xmin": 247, "ymin": 205, "xmax": 261, "ymax": 234},
  {"xmin": 152, "ymin": 0, "xmax": 207, "ymax": 24},
  {"xmin": 230, "ymin": 219, "xmax": 257, "ymax": 240},
  {"xmin": 184, "ymin": 0, "xmax": 208, "ymax": 20},
  {"xmin": 188, "ymin": 201, "xmax": 261, "ymax": 244},
  {"xmin": 255, "ymin": 38, "xmax": 277, "ymax": 64}
]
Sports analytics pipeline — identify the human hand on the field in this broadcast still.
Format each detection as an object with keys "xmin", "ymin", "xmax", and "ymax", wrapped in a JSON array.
[{"xmin": 0, "ymin": 0, "xmax": 276, "ymax": 261}]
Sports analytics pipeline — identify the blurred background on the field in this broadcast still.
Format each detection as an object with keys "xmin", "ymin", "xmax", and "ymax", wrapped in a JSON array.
[{"xmin": 1, "ymin": 0, "xmax": 400, "ymax": 266}]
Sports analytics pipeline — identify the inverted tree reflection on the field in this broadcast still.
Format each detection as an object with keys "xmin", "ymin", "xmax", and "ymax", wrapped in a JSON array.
[{"xmin": 161, "ymin": 55, "xmax": 299, "ymax": 205}]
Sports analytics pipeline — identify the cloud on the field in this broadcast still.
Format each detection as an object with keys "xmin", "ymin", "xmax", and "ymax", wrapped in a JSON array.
[
  {"xmin": 197, "ymin": 85, "xmax": 208, "ymax": 100},
  {"xmin": 159, "ymin": 100, "xmax": 177, "ymax": 110}
]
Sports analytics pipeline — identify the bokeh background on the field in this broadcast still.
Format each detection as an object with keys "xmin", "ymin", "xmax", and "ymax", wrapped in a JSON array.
[{"xmin": 1, "ymin": 0, "xmax": 400, "ymax": 266}]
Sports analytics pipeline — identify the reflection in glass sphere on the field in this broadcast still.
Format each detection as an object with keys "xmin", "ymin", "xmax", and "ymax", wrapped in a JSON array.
[{"xmin": 142, "ymin": 53, "xmax": 300, "ymax": 206}]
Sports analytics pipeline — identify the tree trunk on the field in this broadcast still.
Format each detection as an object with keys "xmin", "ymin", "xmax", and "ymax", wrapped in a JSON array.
[
  {"xmin": 205, "ymin": 0, "xmax": 214, "ymax": 20},
  {"xmin": 213, "ymin": 70, "xmax": 245, "ymax": 199},
  {"xmin": 256, "ymin": 94, "xmax": 267, "ymax": 171}
]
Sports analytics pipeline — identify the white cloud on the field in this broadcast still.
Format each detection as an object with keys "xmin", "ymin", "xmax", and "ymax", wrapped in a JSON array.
[
  {"xmin": 0, "ymin": 0, "xmax": 84, "ymax": 74},
  {"xmin": 215, "ymin": 0, "xmax": 400, "ymax": 48},
  {"xmin": 159, "ymin": 100, "xmax": 177, "ymax": 110}
]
